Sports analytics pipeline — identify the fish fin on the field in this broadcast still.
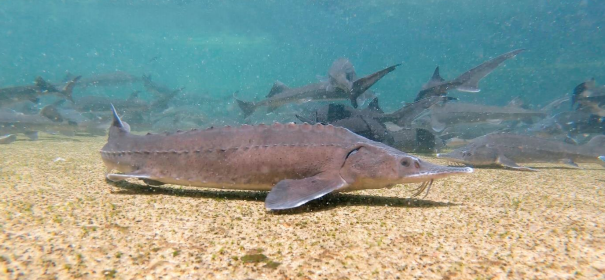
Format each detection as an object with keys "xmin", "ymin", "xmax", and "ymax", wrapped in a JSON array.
[
  {"xmin": 40, "ymin": 105, "xmax": 64, "ymax": 122},
  {"xmin": 560, "ymin": 159, "xmax": 580, "ymax": 168},
  {"xmin": 585, "ymin": 135, "xmax": 605, "ymax": 147},
  {"xmin": 350, "ymin": 63, "xmax": 400, "ymax": 108},
  {"xmin": 430, "ymin": 116, "xmax": 446, "ymax": 132},
  {"xmin": 365, "ymin": 97, "xmax": 383, "ymax": 113},
  {"xmin": 454, "ymin": 49, "xmax": 525, "ymax": 93},
  {"xmin": 598, "ymin": 156, "xmax": 605, "ymax": 166},
  {"xmin": 234, "ymin": 97, "xmax": 256, "ymax": 117},
  {"xmin": 109, "ymin": 104, "xmax": 131, "ymax": 134},
  {"xmin": 265, "ymin": 173, "xmax": 347, "ymax": 210},
  {"xmin": 421, "ymin": 67, "xmax": 446, "ymax": 90},
  {"xmin": 62, "ymin": 76, "xmax": 81, "ymax": 102},
  {"xmin": 266, "ymin": 81, "xmax": 289, "ymax": 98},
  {"xmin": 496, "ymin": 155, "xmax": 537, "ymax": 171},
  {"xmin": 106, "ymin": 173, "xmax": 160, "ymax": 185},
  {"xmin": 295, "ymin": 114, "xmax": 316, "ymax": 124},
  {"xmin": 0, "ymin": 134, "xmax": 17, "ymax": 145},
  {"xmin": 563, "ymin": 136, "xmax": 579, "ymax": 145},
  {"xmin": 24, "ymin": 131, "xmax": 39, "ymax": 141}
]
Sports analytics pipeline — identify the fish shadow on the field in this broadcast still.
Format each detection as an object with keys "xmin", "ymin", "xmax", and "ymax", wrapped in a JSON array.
[{"xmin": 108, "ymin": 180, "xmax": 458, "ymax": 213}]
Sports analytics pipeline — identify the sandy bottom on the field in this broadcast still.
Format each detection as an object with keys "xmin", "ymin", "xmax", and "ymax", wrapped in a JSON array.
[{"xmin": 1, "ymin": 134, "xmax": 604, "ymax": 279}]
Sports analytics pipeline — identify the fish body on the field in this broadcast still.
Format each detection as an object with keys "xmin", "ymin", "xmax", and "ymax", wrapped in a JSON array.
[
  {"xmin": 68, "ymin": 71, "xmax": 141, "ymax": 88},
  {"xmin": 438, "ymin": 133, "xmax": 605, "ymax": 171},
  {"xmin": 235, "ymin": 59, "xmax": 399, "ymax": 116},
  {"xmin": 415, "ymin": 49, "xmax": 525, "ymax": 101},
  {"xmin": 102, "ymin": 106, "xmax": 472, "ymax": 210},
  {"xmin": 0, "ymin": 109, "xmax": 78, "ymax": 139},
  {"xmin": 0, "ymin": 134, "xmax": 17, "ymax": 144},
  {"xmin": 424, "ymin": 102, "xmax": 546, "ymax": 132},
  {"xmin": 0, "ymin": 76, "xmax": 80, "ymax": 105}
]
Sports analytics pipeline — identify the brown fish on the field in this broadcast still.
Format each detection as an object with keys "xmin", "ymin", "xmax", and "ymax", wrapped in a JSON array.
[{"xmin": 101, "ymin": 105, "xmax": 472, "ymax": 210}]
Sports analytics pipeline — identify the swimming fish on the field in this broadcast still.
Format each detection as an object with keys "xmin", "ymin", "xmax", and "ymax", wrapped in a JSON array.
[
  {"xmin": 64, "ymin": 71, "xmax": 141, "ymax": 89},
  {"xmin": 101, "ymin": 105, "xmax": 472, "ymax": 210},
  {"xmin": 415, "ymin": 49, "xmax": 525, "ymax": 101},
  {"xmin": 0, "ymin": 76, "xmax": 81, "ymax": 106},
  {"xmin": 235, "ymin": 59, "xmax": 399, "ymax": 116},
  {"xmin": 437, "ymin": 133, "xmax": 605, "ymax": 171}
]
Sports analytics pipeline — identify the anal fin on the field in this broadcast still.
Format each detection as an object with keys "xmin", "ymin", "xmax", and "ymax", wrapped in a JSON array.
[
  {"xmin": 265, "ymin": 173, "xmax": 347, "ymax": 210},
  {"xmin": 496, "ymin": 155, "xmax": 537, "ymax": 172}
]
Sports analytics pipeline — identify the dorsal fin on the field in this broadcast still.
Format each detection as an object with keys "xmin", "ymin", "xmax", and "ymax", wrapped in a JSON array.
[
  {"xmin": 366, "ymin": 97, "xmax": 383, "ymax": 113},
  {"xmin": 267, "ymin": 81, "xmax": 289, "ymax": 98},
  {"xmin": 421, "ymin": 67, "xmax": 445, "ymax": 90},
  {"xmin": 110, "ymin": 104, "xmax": 130, "ymax": 132},
  {"xmin": 586, "ymin": 135, "xmax": 605, "ymax": 148}
]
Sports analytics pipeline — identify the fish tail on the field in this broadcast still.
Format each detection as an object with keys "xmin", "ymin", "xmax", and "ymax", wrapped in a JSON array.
[
  {"xmin": 62, "ymin": 76, "xmax": 82, "ymax": 102},
  {"xmin": 350, "ymin": 63, "xmax": 400, "ymax": 108},
  {"xmin": 235, "ymin": 98, "xmax": 256, "ymax": 117}
]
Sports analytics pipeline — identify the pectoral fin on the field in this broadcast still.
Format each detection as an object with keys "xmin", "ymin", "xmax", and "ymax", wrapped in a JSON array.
[
  {"xmin": 560, "ymin": 158, "xmax": 580, "ymax": 168},
  {"xmin": 265, "ymin": 173, "xmax": 347, "ymax": 210},
  {"xmin": 496, "ymin": 155, "xmax": 537, "ymax": 171}
]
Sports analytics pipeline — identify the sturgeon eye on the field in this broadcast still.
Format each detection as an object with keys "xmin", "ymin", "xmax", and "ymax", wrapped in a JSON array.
[{"xmin": 401, "ymin": 159, "xmax": 410, "ymax": 167}]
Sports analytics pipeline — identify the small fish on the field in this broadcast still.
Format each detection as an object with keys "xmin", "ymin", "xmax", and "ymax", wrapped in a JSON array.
[
  {"xmin": 235, "ymin": 59, "xmax": 399, "ymax": 116},
  {"xmin": 64, "ymin": 71, "xmax": 141, "ymax": 89},
  {"xmin": 0, "ymin": 76, "xmax": 81, "ymax": 106},
  {"xmin": 415, "ymin": 49, "xmax": 525, "ymax": 101},
  {"xmin": 102, "ymin": 105, "xmax": 472, "ymax": 210},
  {"xmin": 0, "ymin": 106, "xmax": 79, "ymax": 139},
  {"xmin": 437, "ymin": 133, "xmax": 605, "ymax": 171}
]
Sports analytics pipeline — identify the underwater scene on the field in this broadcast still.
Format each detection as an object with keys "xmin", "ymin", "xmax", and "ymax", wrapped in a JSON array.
[{"xmin": 1, "ymin": 0, "xmax": 604, "ymax": 278}]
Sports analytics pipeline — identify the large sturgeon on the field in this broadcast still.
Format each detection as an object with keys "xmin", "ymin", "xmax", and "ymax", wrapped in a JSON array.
[{"xmin": 101, "ymin": 106, "xmax": 472, "ymax": 210}]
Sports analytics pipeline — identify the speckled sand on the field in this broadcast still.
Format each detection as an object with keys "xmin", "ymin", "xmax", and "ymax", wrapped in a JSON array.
[{"xmin": 1, "ymin": 134, "xmax": 604, "ymax": 279}]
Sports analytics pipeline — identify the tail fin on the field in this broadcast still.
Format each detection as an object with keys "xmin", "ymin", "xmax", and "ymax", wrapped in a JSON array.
[
  {"xmin": 109, "ymin": 104, "xmax": 131, "ymax": 138},
  {"xmin": 453, "ymin": 49, "xmax": 525, "ymax": 93},
  {"xmin": 350, "ymin": 63, "xmax": 400, "ymax": 108},
  {"xmin": 62, "ymin": 76, "xmax": 81, "ymax": 102},
  {"xmin": 234, "ymin": 97, "xmax": 256, "ymax": 117}
]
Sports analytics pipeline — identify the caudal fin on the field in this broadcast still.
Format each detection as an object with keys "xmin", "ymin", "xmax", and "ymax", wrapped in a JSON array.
[
  {"xmin": 62, "ymin": 76, "xmax": 82, "ymax": 102},
  {"xmin": 350, "ymin": 63, "xmax": 400, "ymax": 108},
  {"xmin": 234, "ymin": 97, "xmax": 256, "ymax": 117}
]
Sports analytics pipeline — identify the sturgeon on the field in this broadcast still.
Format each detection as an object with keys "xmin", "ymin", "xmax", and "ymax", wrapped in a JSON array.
[
  {"xmin": 0, "ymin": 76, "xmax": 81, "ymax": 106},
  {"xmin": 101, "ymin": 105, "xmax": 472, "ymax": 210},
  {"xmin": 437, "ymin": 133, "xmax": 605, "ymax": 171},
  {"xmin": 415, "ymin": 49, "xmax": 525, "ymax": 101},
  {"xmin": 235, "ymin": 59, "xmax": 399, "ymax": 116}
]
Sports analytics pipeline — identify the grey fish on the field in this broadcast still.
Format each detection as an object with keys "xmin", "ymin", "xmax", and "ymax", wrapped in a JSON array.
[
  {"xmin": 65, "ymin": 71, "xmax": 141, "ymax": 89},
  {"xmin": 142, "ymin": 75, "xmax": 184, "ymax": 98},
  {"xmin": 0, "ymin": 107, "xmax": 79, "ymax": 140},
  {"xmin": 415, "ymin": 49, "xmax": 525, "ymax": 101},
  {"xmin": 437, "ymin": 133, "xmax": 605, "ymax": 171},
  {"xmin": 422, "ymin": 101, "xmax": 546, "ymax": 132},
  {"xmin": 571, "ymin": 79, "xmax": 605, "ymax": 116},
  {"xmin": 102, "ymin": 105, "xmax": 472, "ymax": 210},
  {"xmin": 0, "ymin": 76, "xmax": 81, "ymax": 105},
  {"xmin": 382, "ymin": 96, "xmax": 452, "ymax": 127},
  {"xmin": 74, "ymin": 91, "xmax": 150, "ymax": 113},
  {"xmin": 235, "ymin": 59, "xmax": 399, "ymax": 116},
  {"xmin": 0, "ymin": 134, "xmax": 17, "ymax": 144}
]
